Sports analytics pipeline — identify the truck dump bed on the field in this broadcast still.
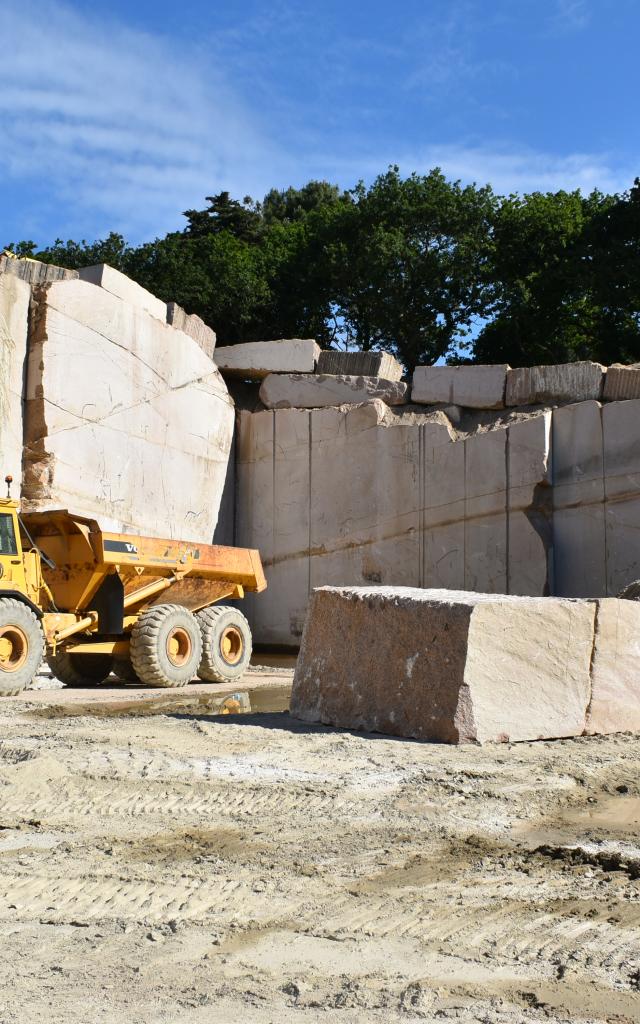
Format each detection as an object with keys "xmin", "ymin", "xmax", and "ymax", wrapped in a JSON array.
[{"xmin": 20, "ymin": 509, "xmax": 266, "ymax": 615}]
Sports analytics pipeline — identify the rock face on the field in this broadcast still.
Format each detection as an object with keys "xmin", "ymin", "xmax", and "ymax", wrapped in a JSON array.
[
  {"xmin": 316, "ymin": 350, "xmax": 403, "ymax": 381},
  {"xmin": 0, "ymin": 272, "xmax": 30, "ymax": 479},
  {"xmin": 235, "ymin": 403, "xmax": 554, "ymax": 645},
  {"xmin": 506, "ymin": 362, "xmax": 604, "ymax": 406},
  {"xmin": 77, "ymin": 264, "xmax": 167, "ymax": 322},
  {"xmin": 22, "ymin": 279, "xmax": 234, "ymax": 541},
  {"xmin": 259, "ymin": 373, "xmax": 408, "ymax": 409},
  {"xmin": 166, "ymin": 302, "xmax": 216, "ymax": 359},
  {"xmin": 291, "ymin": 587, "xmax": 596, "ymax": 744},
  {"xmin": 215, "ymin": 339, "xmax": 321, "ymax": 379},
  {"xmin": 412, "ymin": 364, "xmax": 508, "ymax": 409},
  {"xmin": 552, "ymin": 399, "xmax": 640, "ymax": 598}
]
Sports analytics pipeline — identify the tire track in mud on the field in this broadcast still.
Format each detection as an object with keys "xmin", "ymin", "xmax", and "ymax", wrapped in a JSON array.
[
  {"xmin": 313, "ymin": 888, "xmax": 640, "ymax": 974},
  {"xmin": 0, "ymin": 871, "xmax": 304, "ymax": 926},
  {"xmin": 0, "ymin": 779, "xmax": 357, "ymax": 822}
]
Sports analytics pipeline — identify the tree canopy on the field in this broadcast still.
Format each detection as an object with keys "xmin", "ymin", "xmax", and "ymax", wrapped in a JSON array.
[{"xmin": 7, "ymin": 169, "xmax": 640, "ymax": 369}]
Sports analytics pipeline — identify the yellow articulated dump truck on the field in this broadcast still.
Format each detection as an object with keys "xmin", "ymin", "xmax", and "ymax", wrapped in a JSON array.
[{"xmin": 0, "ymin": 479, "xmax": 266, "ymax": 696}]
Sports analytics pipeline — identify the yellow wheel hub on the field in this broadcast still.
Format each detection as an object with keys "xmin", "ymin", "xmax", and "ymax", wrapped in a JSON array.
[
  {"xmin": 0, "ymin": 625, "xmax": 28, "ymax": 673},
  {"xmin": 166, "ymin": 626, "xmax": 192, "ymax": 667},
  {"xmin": 220, "ymin": 626, "xmax": 243, "ymax": 666}
]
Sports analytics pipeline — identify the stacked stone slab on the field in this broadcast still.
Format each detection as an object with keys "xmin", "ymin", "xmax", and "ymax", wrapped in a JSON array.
[
  {"xmin": 412, "ymin": 364, "xmax": 508, "ymax": 409},
  {"xmin": 505, "ymin": 361, "xmax": 605, "ymax": 406},
  {"xmin": 215, "ymin": 338, "xmax": 321, "ymax": 378},
  {"xmin": 23, "ymin": 277, "xmax": 234, "ymax": 541},
  {"xmin": 603, "ymin": 363, "xmax": 640, "ymax": 401},
  {"xmin": 0, "ymin": 272, "xmax": 31, "ymax": 479},
  {"xmin": 291, "ymin": 586, "xmax": 640, "ymax": 743},
  {"xmin": 316, "ymin": 350, "xmax": 403, "ymax": 381},
  {"xmin": 259, "ymin": 373, "xmax": 408, "ymax": 409}
]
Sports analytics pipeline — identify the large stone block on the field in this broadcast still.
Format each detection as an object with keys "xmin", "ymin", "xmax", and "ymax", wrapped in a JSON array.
[
  {"xmin": 0, "ymin": 253, "xmax": 78, "ymax": 285},
  {"xmin": 78, "ymin": 264, "xmax": 167, "ymax": 322},
  {"xmin": 23, "ymin": 280, "xmax": 234, "ymax": 541},
  {"xmin": 506, "ymin": 361, "xmax": 604, "ymax": 406},
  {"xmin": 291, "ymin": 587, "xmax": 596, "ymax": 743},
  {"xmin": 603, "ymin": 363, "xmax": 640, "ymax": 402},
  {"xmin": 412, "ymin": 364, "xmax": 508, "ymax": 409},
  {"xmin": 166, "ymin": 302, "xmax": 216, "ymax": 359},
  {"xmin": 0, "ymin": 272, "xmax": 30, "ymax": 479},
  {"xmin": 316, "ymin": 350, "xmax": 403, "ymax": 381},
  {"xmin": 552, "ymin": 402, "xmax": 606, "ymax": 597},
  {"xmin": 215, "ymin": 339, "xmax": 321, "ymax": 379},
  {"xmin": 585, "ymin": 598, "xmax": 640, "ymax": 735},
  {"xmin": 258, "ymin": 373, "xmax": 407, "ymax": 409}
]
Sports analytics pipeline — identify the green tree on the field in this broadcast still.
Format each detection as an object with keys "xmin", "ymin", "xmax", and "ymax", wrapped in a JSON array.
[
  {"xmin": 473, "ymin": 188, "xmax": 620, "ymax": 365},
  {"xmin": 331, "ymin": 167, "xmax": 497, "ymax": 366}
]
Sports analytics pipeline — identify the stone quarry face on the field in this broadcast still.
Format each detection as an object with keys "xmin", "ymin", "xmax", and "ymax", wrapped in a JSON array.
[
  {"xmin": 22, "ymin": 279, "xmax": 234, "ymax": 541},
  {"xmin": 291, "ymin": 586, "xmax": 604, "ymax": 744},
  {"xmin": 0, "ymin": 272, "xmax": 30, "ymax": 480},
  {"xmin": 235, "ymin": 401, "xmax": 555, "ymax": 646},
  {"xmin": 258, "ymin": 373, "xmax": 408, "ymax": 409}
]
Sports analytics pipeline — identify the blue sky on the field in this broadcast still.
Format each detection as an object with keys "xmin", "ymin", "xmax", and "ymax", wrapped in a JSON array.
[{"xmin": 1, "ymin": 0, "xmax": 637, "ymax": 247}]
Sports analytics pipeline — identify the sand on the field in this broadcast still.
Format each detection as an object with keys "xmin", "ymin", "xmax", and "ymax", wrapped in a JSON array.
[{"xmin": 0, "ymin": 669, "xmax": 638, "ymax": 1023}]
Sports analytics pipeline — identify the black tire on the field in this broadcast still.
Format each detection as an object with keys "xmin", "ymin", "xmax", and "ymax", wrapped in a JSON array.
[
  {"xmin": 130, "ymin": 603, "xmax": 202, "ymax": 688},
  {"xmin": 618, "ymin": 579, "xmax": 640, "ymax": 601},
  {"xmin": 47, "ymin": 649, "xmax": 113, "ymax": 688},
  {"xmin": 196, "ymin": 605, "xmax": 252, "ymax": 684},
  {"xmin": 0, "ymin": 598, "xmax": 45, "ymax": 696},
  {"xmin": 112, "ymin": 656, "xmax": 140, "ymax": 684}
]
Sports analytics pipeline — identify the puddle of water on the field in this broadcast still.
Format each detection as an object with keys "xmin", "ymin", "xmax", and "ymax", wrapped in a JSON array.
[
  {"xmin": 516, "ymin": 794, "xmax": 640, "ymax": 850},
  {"xmin": 27, "ymin": 684, "xmax": 291, "ymax": 721}
]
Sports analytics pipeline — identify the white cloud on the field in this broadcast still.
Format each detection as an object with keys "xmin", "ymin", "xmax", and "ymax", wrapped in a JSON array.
[
  {"xmin": 403, "ymin": 144, "xmax": 631, "ymax": 196},
  {"xmin": 0, "ymin": 0, "xmax": 288, "ymax": 238},
  {"xmin": 309, "ymin": 144, "xmax": 634, "ymax": 199},
  {"xmin": 0, "ymin": 0, "xmax": 634, "ymax": 246}
]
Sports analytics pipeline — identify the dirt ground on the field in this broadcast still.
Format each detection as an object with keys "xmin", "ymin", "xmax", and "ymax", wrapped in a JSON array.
[{"xmin": 0, "ymin": 666, "xmax": 639, "ymax": 1024}]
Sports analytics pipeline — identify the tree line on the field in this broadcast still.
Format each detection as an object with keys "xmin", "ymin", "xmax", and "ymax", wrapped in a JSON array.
[{"xmin": 9, "ymin": 167, "xmax": 640, "ymax": 369}]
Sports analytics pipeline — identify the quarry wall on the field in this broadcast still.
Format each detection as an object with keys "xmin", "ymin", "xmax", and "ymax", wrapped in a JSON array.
[
  {"xmin": 225, "ymin": 357, "xmax": 640, "ymax": 646},
  {"xmin": 2, "ymin": 256, "xmax": 640, "ymax": 649}
]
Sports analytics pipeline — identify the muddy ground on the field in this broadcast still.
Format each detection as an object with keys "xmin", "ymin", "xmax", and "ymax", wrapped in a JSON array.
[{"xmin": 0, "ymin": 668, "xmax": 639, "ymax": 1024}]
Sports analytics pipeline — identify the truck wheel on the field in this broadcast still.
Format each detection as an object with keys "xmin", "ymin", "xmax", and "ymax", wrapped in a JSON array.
[
  {"xmin": 0, "ymin": 598, "xmax": 45, "ymax": 696},
  {"xmin": 130, "ymin": 604, "xmax": 202, "ymax": 688},
  {"xmin": 47, "ymin": 650, "xmax": 114, "ymax": 687},
  {"xmin": 618, "ymin": 580, "xmax": 640, "ymax": 600},
  {"xmin": 196, "ymin": 605, "xmax": 252, "ymax": 684}
]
